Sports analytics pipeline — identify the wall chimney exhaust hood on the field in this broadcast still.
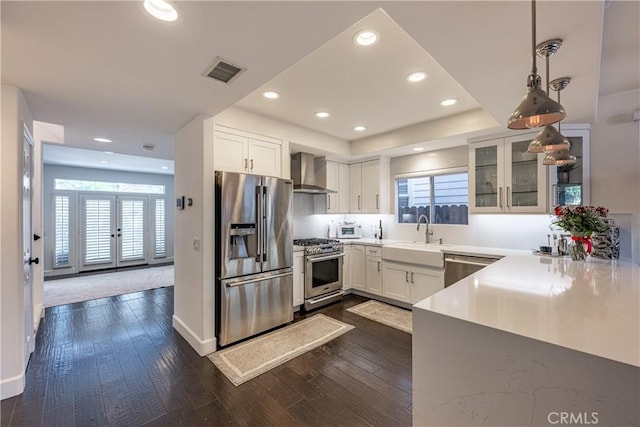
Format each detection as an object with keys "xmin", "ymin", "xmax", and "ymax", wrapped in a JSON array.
[{"xmin": 290, "ymin": 152, "xmax": 336, "ymax": 194}]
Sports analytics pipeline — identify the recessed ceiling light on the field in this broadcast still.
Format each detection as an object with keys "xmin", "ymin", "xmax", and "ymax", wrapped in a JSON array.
[
  {"xmin": 143, "ymin": 0, "xmax": 179, "ymax": 22},
  {"xmin": 93, "ymin": 137, "xmax": 112, "ymax": 143},
  {"xmin": 315, "ymin": 111, "xmax": 330, "ymax": 118},
  {"xmin": 353, "ymin": 126, "xmax": 366, "ymax": 132},
  {"xmin": 406, "ymin": 72, "xmax": 428, "ymax": 83},
  {"xmin": 263, "ymin": 91, "xmax": 280, "ymax": 99},
  {"xmin": 440, "ymin": 98, "xmax": 458, "ymax": 106},
  {"xmin": 100, "ymin": 160, "xmax": 109, "ymax": 164},
  {"xmin": 104, "ymin": 151, "xmax": 114, "ymax": 155},
  {"xmin": 353, "ymin": 30, "xmax": 379, "ymax": 47},
  {"xmin": 413, "ymin": 147, "xmax": 425, "ymax": 152},
  {"xmin": 161, "ymin": 166, "xmax": 169, "ymax": 170}
]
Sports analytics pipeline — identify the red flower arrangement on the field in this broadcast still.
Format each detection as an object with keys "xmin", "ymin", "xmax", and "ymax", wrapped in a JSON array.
[
  {"xmin": 552, "ymin": 205, "xmax": 608, "ymax": 258},
  {"xmin": 552, "ymin": 205, "xmax": 608, "ymax": 235}
]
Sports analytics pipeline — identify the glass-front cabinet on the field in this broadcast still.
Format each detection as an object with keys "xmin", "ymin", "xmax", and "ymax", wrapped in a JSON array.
[
  {"xmin": 469, "ymin": 131, "xmax": 547, "ymax": 213},
  {"xmin": 548, "ymin": 128, "xmax": 590, "ymax": 207}
]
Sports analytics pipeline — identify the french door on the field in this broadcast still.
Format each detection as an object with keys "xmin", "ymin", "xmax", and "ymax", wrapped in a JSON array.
[{"xmin": 79, "ymin": 194, "xmax": 149, "ymax": 271}]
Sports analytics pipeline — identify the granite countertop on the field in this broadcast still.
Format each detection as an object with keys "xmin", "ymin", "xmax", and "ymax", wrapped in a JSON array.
[{"xmin": 414, "ymin": 254, "xmax": 640, "ymax": 367}]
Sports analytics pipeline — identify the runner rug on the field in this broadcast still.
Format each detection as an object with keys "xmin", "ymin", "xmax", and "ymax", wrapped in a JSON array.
[
  {"xmin": 347, "ymin": 300, "xmax": 412, "ymax": 334},
  {"xmin": 208, "ymin": 314, "xmax": 354, "ymax": 386}
]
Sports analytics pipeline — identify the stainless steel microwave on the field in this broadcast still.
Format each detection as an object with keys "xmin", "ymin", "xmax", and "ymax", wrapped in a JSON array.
[{"xmin": 338, "ymin": 224, "xmax": 362, "ymax": 239}]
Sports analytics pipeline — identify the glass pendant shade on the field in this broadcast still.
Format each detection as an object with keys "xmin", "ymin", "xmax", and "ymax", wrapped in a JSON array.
[
  {"xmin": 508, "ymin": 85, "xmax": 566, "ymax": 129},
  {"xmin": 543, "ymin": 150, "xmax": 575, "ymax": 166},
  {"xmin": 528, "ymin": 125, "xmax": 571, "ymax": 153}
]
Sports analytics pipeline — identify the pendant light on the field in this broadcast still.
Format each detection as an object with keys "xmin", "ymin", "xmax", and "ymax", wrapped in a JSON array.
[
  {"xmin": 527, "ymin": 39, "xmax": 571, "ymax": 153},
  {"xmin": 507, "ymin": 0, "xmax": 566, "ymax": 129},
  {"xmin": 542, "ymin": 77, "xmax": 575, "ymax": 166},
  {"xmin": 543, "ymin": 150, "xmax": 576, "ymax": 166}
]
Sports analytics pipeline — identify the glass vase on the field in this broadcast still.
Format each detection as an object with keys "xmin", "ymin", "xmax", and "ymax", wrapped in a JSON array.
[{"xmin": 570, "ymin": 233, "xmax": 589, "ymax": 261}]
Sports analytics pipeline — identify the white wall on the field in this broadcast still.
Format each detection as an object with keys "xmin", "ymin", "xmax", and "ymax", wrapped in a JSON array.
[
  {"xmin": 41, "ymin": 164, "xmax": 175, "ymax": 274},
  {"xmin": 173, "ymin": 115, "xmax": 216, "ymax": 355},
  {"xmin": 1, "ymin": 85, "xmax": 33, "ymax": 398},
  {"xmin": 589, "ymin": 89, "xmax": 640, "ymax": 264},
  {"xmin": 351, "ymin": 108, "xmax": 498, "ymax": 156}
]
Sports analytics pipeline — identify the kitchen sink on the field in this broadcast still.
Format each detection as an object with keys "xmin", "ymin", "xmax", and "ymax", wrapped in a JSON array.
[{"xmin": 382, "ymin": 242, "xmax": 445, "ymax": 267}]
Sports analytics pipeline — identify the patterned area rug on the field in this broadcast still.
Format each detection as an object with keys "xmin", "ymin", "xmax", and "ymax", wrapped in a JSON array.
[
  {"xmin": 347, "ymin": 300, "xmax": 412, "ymax": 334},
  {"xmin": 208, "ymin": 314, "xmax": 354, "ymax": 386},
  {"xmin": 44, "ymin": 265, "xmax": 174, "ymax": 307}
]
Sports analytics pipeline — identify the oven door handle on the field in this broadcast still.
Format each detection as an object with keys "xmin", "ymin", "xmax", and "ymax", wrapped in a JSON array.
[{"xmin": 306, "ymin": 253, "xmax": 345, "ymax": 263}]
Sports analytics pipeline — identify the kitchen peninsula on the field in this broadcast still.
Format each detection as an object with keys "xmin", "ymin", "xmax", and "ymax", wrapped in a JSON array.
[{"xmin": 413, "ymin": 255, "xmax": 640, "ymax": 426}]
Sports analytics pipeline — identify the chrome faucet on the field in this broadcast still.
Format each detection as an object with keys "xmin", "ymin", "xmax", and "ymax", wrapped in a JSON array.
[{"xmin": 416, "ymin": 214, "xmax": 433, "ymax": 243}]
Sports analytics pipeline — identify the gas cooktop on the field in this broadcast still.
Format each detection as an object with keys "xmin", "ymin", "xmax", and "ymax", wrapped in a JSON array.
[{"xmin": 293, "ymin": 238, "xmax": 340, "ymax": 246}]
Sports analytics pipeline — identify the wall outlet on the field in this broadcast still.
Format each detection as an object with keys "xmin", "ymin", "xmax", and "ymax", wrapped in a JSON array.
[{"xmin": 192, "ymin": 238, "xmax": 200, "ymax": 251}]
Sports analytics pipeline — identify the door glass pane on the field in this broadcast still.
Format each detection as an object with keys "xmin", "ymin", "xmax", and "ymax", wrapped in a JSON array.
[
  {"xmin": 556, "ymin": 137, "xmax": 583, "ymax": 205},
  {"xmin": 475, "ymin": 146, "xmax": 498, "ymax": 207},
  {"xmin": 85, "ymin": 199, "xmax": 112, "ymax": 263},
  {"xmin": 120, "ymin": 199, "xmax": 145, "ymax": 261},
  {"xmin": 54, "ymin": 195, "xmax": 70, "ymax": 266},
  {"xmin": 154, "ymin": 198, "xmax": 166, "ymax": 258},
  {"xmin": 511, "ymin": 140, "xmax": 538, "ymax": 207}
]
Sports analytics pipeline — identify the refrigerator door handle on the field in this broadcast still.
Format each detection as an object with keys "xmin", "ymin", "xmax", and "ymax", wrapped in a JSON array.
[
  {"xmin": 223, "ymin": 269, "xmax": 293, "ymax": 288},
  {"xmin": 262, "ymin": 186, "xmax": 268, "ymax": 262},
  {"xmin": 255, "ymin": 185, "xmax": 262, "ymax": 263}
]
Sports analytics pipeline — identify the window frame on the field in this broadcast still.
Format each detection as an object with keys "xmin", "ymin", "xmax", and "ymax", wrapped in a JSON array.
[{"xmin": 394, "ymin": 166, "xmax": 469, "ymax": 226}]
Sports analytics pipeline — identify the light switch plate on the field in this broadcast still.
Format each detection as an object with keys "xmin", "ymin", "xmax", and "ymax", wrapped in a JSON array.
[{"xmin": 192, "ymin": 238, "xmax": 200, "ymax": 251}]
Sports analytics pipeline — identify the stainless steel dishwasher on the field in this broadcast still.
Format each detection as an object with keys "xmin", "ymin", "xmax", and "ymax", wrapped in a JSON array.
[{"xmin": 444, "ymin": 254, "xmax": 501, "ymax": 287}]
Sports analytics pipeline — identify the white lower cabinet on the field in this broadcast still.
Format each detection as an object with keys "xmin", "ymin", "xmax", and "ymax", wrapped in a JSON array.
[
  {"xmin": 365, "ymin": 256, "xmax": 382, "ymax": 296},
  {"xmin": 350, "ymin": 245, "xmax": 366, "ymax": 291},
  {"xmin": 293, "ymin": 251, "xmax": 304, "ymax": 307},
  {"xmin": 343, "ymin": 245, "xmax": 352, "ymax": 290},
  {"xmin": 382, "ymin": 261, "xmax": 444, "ymax": 304},
  {"xmin": 409, "ymin": 266, "xmax": 444, "ymax": 304}
]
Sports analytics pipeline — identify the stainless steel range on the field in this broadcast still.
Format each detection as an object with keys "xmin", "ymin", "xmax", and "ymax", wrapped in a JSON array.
[{"xmin": 294, "ymin": 238, "xmax": 345, "ymax": 310}]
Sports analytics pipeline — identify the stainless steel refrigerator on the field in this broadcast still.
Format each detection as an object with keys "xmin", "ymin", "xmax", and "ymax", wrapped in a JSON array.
[{"xmin": 215, "ymin": 171, "xmax": 293, "ymax": 347}]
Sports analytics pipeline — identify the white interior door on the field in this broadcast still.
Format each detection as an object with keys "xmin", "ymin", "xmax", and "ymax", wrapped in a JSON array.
[
  {"xmin": 23, "ymin": 125, "xmax": 35, "ymax": 364},
  {"xmin": 79, "ymin": 194, "xmax": 149, "ymax": 271},
  {"xmin": 80, "ymin": 194, "xmax": 116, "ymax": 271},
  {"xmin": 117, "ymin": 195, "xmax": 148, "ymax": 267}
]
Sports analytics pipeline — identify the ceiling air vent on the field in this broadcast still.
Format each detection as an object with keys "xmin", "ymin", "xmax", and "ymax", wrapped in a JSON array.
[
  {"xmin": 205, "ymin": 57, "xmax": 246, "ymax": 84},
  {"xmin": 142, "ymin": 144, "xmax": 155, "ymax": 152}
]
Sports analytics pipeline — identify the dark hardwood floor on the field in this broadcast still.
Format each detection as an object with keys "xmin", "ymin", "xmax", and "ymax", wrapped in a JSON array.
[{"xmin": 1, "ymin": 287, "xmax": 412, "ymax": 426}]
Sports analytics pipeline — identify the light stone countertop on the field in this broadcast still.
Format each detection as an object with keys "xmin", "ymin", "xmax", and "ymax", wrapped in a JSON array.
[
  {"xmin": 339, "ymin": 238, "xmax": 407, "ymax": 246},
  {"xmin": 414, "ymin": 254, "xmax": 640, "ymax": 367}
]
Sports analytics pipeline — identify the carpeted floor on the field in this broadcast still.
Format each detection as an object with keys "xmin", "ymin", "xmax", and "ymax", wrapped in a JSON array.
[{"xmin": 44, "ymin": 265, "xmax": 174, "ymax": 307}]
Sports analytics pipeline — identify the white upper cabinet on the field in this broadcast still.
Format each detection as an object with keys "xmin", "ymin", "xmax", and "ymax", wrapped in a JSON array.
[
  {"xmin": 214, "ymin": 126, "xmax": 283, "ymax": 178},
  {"xmin": 338, "ymin": 163, "xmax": 350, "ymax": 213},
  {"xmin": 469, "ymin": 132, "xmax": 547, "ymax": 213},
  {"xmin": 315, "ymin": 159, "xmax": 349, "ymax": 214},
  {"xmin": 213, "ymin": 131, "xmax": 248, "ymax": 174},
  {"xmin": 349, "ymin": 162, "xmax": 362, "ymax": 213},
  {"xmin": 349, "ymin": 158, "xmax": 390, "ymax": 214}
]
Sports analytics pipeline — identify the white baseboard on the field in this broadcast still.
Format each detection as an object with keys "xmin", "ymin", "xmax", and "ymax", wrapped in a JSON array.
[
  {"xmin": 172, "ymin": 315, "xmax": 217, "ymax": 356},
  {"xmin": 0, "ymin": 372, "xmax": 25, "ymax": 400}
]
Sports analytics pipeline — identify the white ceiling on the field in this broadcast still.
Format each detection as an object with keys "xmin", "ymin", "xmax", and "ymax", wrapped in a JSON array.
[
  {"xmin": 234, "ymin": 8, "xmax": 482, "ymax": 141},
  {"xmin": 2, "ymin": 1, "xmax": 637, "ymax": 169},
  {"xmin": 43, "ymin": 144, "xmax": 174, "ymax": 175}
]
